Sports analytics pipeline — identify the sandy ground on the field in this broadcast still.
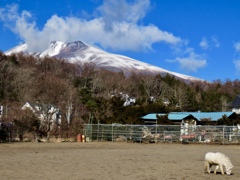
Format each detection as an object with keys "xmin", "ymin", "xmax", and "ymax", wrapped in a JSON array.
[{"xmin": 0, "ymin": 142, "xmax": 240, "ymax": 180}]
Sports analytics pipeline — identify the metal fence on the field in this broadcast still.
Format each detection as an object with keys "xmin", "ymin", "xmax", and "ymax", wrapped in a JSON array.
[{"xmin": 83, "ymin": 124, "xmax": 240, "ymax": 144}]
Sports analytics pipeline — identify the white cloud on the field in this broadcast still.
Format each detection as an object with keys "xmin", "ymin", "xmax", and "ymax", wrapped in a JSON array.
[
  {"xmin": 211, "ymin": 36, "xmax": 220, "ymax": 48},
  {"xmin": 98, "ymin": 0, "xmax": 150, "ymax": 26},
  {"xmin": 233, "ymin": 60, "xmax": 240, "ymax": 72},
  {"xmin": 233, "ymin": 42, "xmax": 240, "ymax": 71},
  {"xmin": 199, "ymin": 37, "xmax": 209, "ymax": 50},
  {"xmin": 167, "ymin": 48, "xmax": 206, "ymax": 72},
  {"xmin": 177, "ymin": 56, "xmax": 206, "ymax": 72},
  {"xmin": 233, "ymin": 42, "xmax": 240, "ymax": 72},
  {"xmin": 199, "ymin": 36, "xmax": 220, "ymax": 50},
  {"xmin": 234, "ymin": 42, "xmax": 240, "ymax": 52},
  {"xmin": 0, "ymin": 1, "xmax": 181, "ymax": 53}
]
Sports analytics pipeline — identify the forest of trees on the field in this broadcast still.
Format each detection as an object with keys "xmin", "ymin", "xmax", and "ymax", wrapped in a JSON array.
[{"xmin": 0, "ymin": 52, "xmax": 240, "ymax": 139}]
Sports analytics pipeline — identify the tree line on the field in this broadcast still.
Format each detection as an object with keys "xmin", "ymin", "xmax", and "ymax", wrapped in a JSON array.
[{"xmin": 0, "ymin": 52, "xmax": 240, "ymax": 140}]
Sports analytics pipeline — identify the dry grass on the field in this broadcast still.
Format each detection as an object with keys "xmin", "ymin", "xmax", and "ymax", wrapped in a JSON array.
[{"xmin": 0, "ymin": 142, "xmax": 240, "ymax": 180}]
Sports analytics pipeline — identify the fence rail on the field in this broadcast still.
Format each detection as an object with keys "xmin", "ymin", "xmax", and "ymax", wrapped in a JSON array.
[{"xmin": 83, "ymin": 124, "xmax": 240, "ymax": 144}]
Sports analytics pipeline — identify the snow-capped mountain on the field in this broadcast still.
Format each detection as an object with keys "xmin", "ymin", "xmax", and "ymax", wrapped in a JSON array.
[{"xmin": 5, "ymin": 41, "xmax": 202, "ymax": 82}]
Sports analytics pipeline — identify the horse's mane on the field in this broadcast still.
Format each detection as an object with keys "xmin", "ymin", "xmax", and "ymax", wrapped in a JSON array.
[{"xmin": 215, "ymin": 152, "xmax": 233, "ymax": 169}]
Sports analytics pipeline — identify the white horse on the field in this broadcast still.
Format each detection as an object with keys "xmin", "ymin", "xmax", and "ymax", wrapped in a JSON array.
[
  {"xmin": 204, "ymin": 152, "xmax": 233, "ymax": 175},
  {"xmin": 142, "ymin": 126, "xmax": 161, "ymax": 139}
]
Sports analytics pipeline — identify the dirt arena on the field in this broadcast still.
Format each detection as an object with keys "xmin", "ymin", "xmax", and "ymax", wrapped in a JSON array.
[{"xmin": 0, "ymin": 142, "xmax": 240, "ymax": 180}]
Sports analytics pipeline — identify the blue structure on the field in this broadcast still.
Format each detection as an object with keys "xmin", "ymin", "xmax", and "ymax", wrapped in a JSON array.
[{"xmin": 142, "ymin": 112, "xmax": 237, "ymax": 125}]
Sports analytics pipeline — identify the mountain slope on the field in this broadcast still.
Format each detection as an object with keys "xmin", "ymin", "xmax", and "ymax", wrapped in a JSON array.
[{"xmin": 5, "ymin": 41, "xmax": 203, "ymax": 82}]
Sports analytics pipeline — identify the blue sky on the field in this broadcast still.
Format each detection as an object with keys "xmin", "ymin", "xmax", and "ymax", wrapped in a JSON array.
[{"xmin": 1, "ymin": 0, "xmax": 240, "ymax": 82}]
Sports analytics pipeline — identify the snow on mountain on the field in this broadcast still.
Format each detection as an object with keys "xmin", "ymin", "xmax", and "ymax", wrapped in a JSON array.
[
  {"xmin": 5, "ymin": 43, "xmax": 28, "ymax": 55},
  {"xmin": 5, "ymin": 41, "xmax": 203, "ymax": 82}
]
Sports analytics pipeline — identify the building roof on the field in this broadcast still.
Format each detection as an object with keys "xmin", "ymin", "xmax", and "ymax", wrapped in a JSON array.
[
  {"xmin": 170, "ymin": 112, "xmax": 234, "ymax": 121},
  {"xmin": 168, "ymin": 113, "xmax": 196, "ymax": 121},
  {"xmin": 21, "ymin": 102, "xmax": 40, "ymax": 113},
  {"xmin": 142, "ymin": 113, "xmax": 195, "ymax": 121},
  {"xmin": 142, "ymin": 112, "xmax": 235, "ymax": 122},
  {"xmin": 141, "ymin": 113, "xmax": 166, "ymax": 120},
  {"xmin": 230, "ymin": 95, "xmax": 240, "ymax": 108}
]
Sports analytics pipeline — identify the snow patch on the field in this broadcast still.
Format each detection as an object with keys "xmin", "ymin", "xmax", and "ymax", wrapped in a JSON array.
[{"xmin": 4, "ymin": 40, "xmax": 203, "ymax": 82}]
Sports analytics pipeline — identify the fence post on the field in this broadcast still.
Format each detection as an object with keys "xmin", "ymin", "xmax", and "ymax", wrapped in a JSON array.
[
  {"xmin": 97, "ymin": 122, "xmax": 99, "ymax": 141},
  {"xmin": 112, "ymin": 123, "xmax": 113, "ymax": 142},
  {"xmin": 155, "ymin": 121, "xmax": 157, "ymax": 144},
  {"xmin": 163, "ymin": 131, "xmax": 165, "ymax": 142},
  {"xmin": 91, "ymin": 124, "xmax": 93, "ymax": 142},
  {"xmin": 126, "ymin": 125, "xmax": 128, "ymax": 143},
  {"xmin": 223, "ymin": 126, "xmax": 225, "ymax": 145}
]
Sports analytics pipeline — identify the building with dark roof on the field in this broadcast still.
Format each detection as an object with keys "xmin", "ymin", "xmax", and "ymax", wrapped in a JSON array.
[{"xmin": 229, "ymin": 95, "xmax": 240, "ymax": 114}]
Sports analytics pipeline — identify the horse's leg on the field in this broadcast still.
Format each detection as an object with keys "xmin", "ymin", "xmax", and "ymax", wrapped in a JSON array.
[
  {"xmin": 219, "ymin": 164, "xmax": 224, "ymax": 175},
  {"xmin": 209, "ymin": 164, "xmax": 212, "ymax": 174},
  {"xmin": 204, "ymin": 161, "xmax": 210, "ymax": 174},
  {"xmin": 214, "ymin": 165, "xmax": 219, "ymax": 174}
]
